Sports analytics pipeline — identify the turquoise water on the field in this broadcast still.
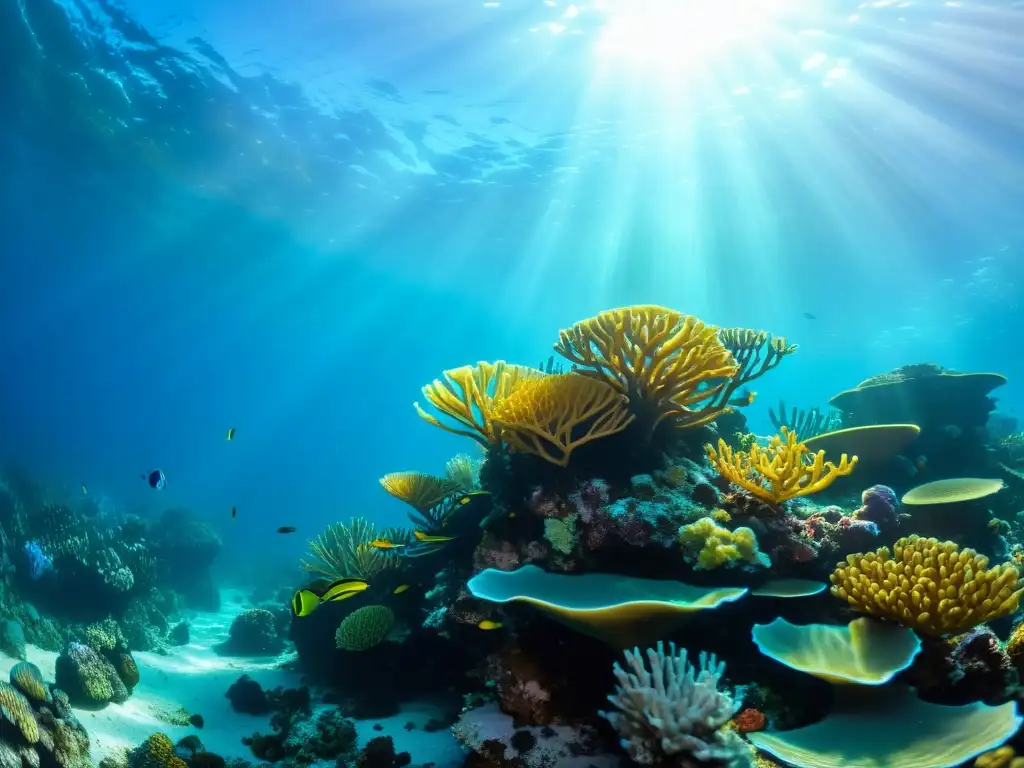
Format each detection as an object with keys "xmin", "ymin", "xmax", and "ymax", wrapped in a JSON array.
[{"xmin": 1, "ymin": 2, "xmax": 1023, "ymax": 766}]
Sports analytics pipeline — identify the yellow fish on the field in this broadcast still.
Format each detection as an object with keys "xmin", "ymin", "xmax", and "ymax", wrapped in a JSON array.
[
  {"xmin": 291, "ymin": 578, "xmax": 369, "ymax": 617},
  {"xmin": 369, "ymin": 538, "xmax": 405, "ymax": 550},
  {"xmin": 478, "ymin": 620, "xmax": 503, "ymax": 631},
  {"xmin": 226, "ymin": 427, "xmax": 236, "ymax": 441},
  {"xmin": 413, "ymin": 531, "xmax": 455, "ymax": 544},
  {"xmin": 393, "ymin": 584, "xmax": 410, "ymax": 595}
]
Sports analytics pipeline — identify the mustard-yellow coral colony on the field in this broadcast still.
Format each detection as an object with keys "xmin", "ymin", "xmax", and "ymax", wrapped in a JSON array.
[
  {"xmin": 414, "ymin": 306, "xmax": 794, "ymax": 466},
  {"xmin": 706, "ymin": 426, "xmax": 857, "ymax": 504},
  {"xmin": 829, "ymin": 535, "xmax": 1024, "ymax": 635}
]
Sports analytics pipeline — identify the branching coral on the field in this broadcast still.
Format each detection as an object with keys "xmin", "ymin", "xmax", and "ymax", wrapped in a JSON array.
[
  {"xmin": 301, "ymin": 517, "xmax": 404, "ymax": 581},
  {"xmin": 554, "ymin": 306, "xmax": 739, "ymax": 431},
  {"xmin": 414, "ymin": 361, "xmax": 544, "ymax": 446},
  {"xmin": 718, "ymin": 328, "xmax": 797, "ymax": 394},
  {"xmin": 829, "ymin": 535, "xmax": 1024, "ymax": 635},
  {"xmin": 491, "ymin": 373, "xmax": 634, "ymax": 466},
  {"xmin": 599, "ymin": 641, "xmax": 753, "ymax": 766},
  {"xmin": 706, "ymin": 427, "xmax": 857, "ymax": 504}
]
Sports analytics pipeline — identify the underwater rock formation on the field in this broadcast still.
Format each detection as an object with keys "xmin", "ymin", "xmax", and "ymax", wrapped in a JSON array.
[{"xmin": 217, "ymin": 608, "xmax": 284, "ymax": 656}]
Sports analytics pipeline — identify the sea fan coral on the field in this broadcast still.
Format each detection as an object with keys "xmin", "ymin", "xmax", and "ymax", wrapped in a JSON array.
[
  {"xmin": 301, "ymin": 517, "xmax": 401, "ymax": 581},
  {"xmin": 599, "ymin": 641, "xmax": 754, "ymax": 766},
  {"xmin": 491, "ymin": 373, "xmax": 634, "ymax": 466}
]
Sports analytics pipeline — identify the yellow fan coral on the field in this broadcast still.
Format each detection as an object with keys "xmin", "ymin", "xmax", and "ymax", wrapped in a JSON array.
[
  {"xmin": 414, "ymin": 361, "xmax": 544, "ymax": 446},
  {"xmin": 678, "ymin": 516, "xmax": 770, "ymax": 569},
  {"xmin": 490, "ymin": 373, "xmax": 634, "ymax": 467},
  {"xmin": 829, "ymin": 535, "xmax": 1024, "ymax": 635},
  {"xmin": 379, "ymin": 471, "xmax": 460, "ymax": 512},
  {"xmin": 706, "ymin": 427, "xmax": 857, "ymax": 504},
  {"xmin": 553, "ymin": 306, "xmax": 739, "ymax": 431}
]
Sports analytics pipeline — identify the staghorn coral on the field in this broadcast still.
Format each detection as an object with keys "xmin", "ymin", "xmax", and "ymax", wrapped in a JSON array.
[
  {"xmin": 599, "ymin": 641, "xmax": 753, "ymax": 766},
  {"xmin": 718, "ymin": 328, "xmax": 797, "ymax": 393},
  {"xmin": 490, "ymin": 373, "xmax": 635, "ymax": 467},
  {"xmin": 678, "ymin": 517, "xmax": 770, "ymax": 570},
  {"xmin": 379, "ymin": 472, "xmax": 459, "ymax": 513},
  {"xmin": 830, "ymin": 535, "xmax": 1024, "ymax": 635},
  {"xmin": 414, "ymin": 361, "xmax": 544, "ymax": 447},
  {"xmin": 554, "ymin": 306, "xmax": 740, "ymax": 432},
  {"xmin": 301, "ymin": 517, "xmax": 401, "ymax": 581},
  {"xmin": 334, "ymin": 605, "xmax": 396, "ymax": 651},
  {"xmin": 706, "ymin": 427, "xmax": 857, "ymax": 505}
]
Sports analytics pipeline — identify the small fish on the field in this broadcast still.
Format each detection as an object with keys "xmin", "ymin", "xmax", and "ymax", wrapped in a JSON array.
[
  {"xmin": 393, "ymin": 584, "xmax": 410, "ymax": 595},
  {"xmin": 277, "ymin": 526, "xmax": 297, "ymax": 534},
  {"xmin": 727, "ymin": 388, "xmax": 756, "ymax": 407},
  {"xmin": 413, "ymin": 531, "xmax": 455, "ymax": 544},
  {"xmin": 478, "ymin": 620, "xmax": 503, "ymax": 631},
  {"xmin": 369, "ymin": 538, "xmax": 405, "ymax": 550},
  {"xmin": 231, "ymin": 506, "xmax": 237, "ymax": 519},
  {"xmin": 803, "ymin": 312, "xmax": 817, "ymax": 320},
  {"xmin": 81, "ymin": 483, "xmax": 88, "ymax": 495},
  {"xmin": 291, "ymin": 578, "xmax": 369, "ymax": 616},
  {"xmin": 226, "ymin": 427, "xmax": 236, "ymax": 441},
  {"xmin": 142, "ymin": 469, "xmax": 167, "ymax": 490},
  {"xmin": 188, "ymin": 714, "xmax": 204, "ymax": 729}
]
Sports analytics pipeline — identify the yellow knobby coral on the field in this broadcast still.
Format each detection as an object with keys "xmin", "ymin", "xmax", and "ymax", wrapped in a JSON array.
[
  {"xmin": 379, "ymin": 471, "xmax": 460, "ymax": 512},
  {"xmin": 414, "ymin": 361, "xmax": 544, "ymax": 447},
  {"xmin": 678, "ymin": 517, "xmax": 770, "ymax": 570},
  {"xmin": 0, "ymin": 681, "xmax": 38, "ymax": 743},
  {"xmin": 491, "ymin": 373, "xmax": 634, "ymax": 467},
  {"xmin": 829, "ymin": 535, "xmax": 1024, "ymax": 635},
  {"xmin": 975, "ymin": 746, "xmax": 1024, "ymax": 768},
  {"xmin": 335, "ymin": 605, "xmax": 396, "ymax": 651},
  {"xmin": 706, "ymin": 427, "xmax": 857, "ymax": 504},
  {"xmin": 554, "ymin": 306, "xmax": 739, "ymax": 431},
  {"xmin": 131, "ymin": 733, "xmax": 188, "ymax": 768}
]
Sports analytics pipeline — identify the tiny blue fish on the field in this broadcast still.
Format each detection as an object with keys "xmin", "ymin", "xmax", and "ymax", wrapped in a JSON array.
[{"xmin": 142, "ymin": 469, "xmax": 167, "ymax": 490}]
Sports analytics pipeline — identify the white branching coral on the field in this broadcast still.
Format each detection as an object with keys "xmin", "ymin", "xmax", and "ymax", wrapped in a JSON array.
[{"xmin": 599, "ymin": 641, "xmax": 754, "ymax": 767}]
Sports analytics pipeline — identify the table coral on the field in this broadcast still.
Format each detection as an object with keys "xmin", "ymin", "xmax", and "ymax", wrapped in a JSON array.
[{"xmin": 829, "ymin": 535, "xmax": 1023, "ymax": 635}]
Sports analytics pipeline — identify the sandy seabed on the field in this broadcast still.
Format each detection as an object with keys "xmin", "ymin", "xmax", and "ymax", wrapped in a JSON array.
[{"xmin": 1, "ymin": 590, "xmax": 466, "ymax": 767}]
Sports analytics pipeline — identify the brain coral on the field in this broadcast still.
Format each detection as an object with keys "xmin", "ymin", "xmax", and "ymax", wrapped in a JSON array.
[{"xmin": 335, "ymin": 606, "xmax": 396, "ymax": 651}]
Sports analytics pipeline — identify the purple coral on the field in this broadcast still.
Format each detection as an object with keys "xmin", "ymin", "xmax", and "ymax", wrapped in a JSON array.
[{"xmin": 853, "ymin": 485, "xmax": 899, "ymax": 529}]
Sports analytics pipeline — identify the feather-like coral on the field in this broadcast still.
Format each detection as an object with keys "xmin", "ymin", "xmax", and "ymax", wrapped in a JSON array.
[
  {"xmin": 301, "ymin": 517, "xmax": 405, "ymax": 581},
  {"xmin": 379, "ymin": 472, "xmax": 460, "ymax": 512},
  {"xmin": 491, "ymin": 373, "xmax": 634, "ymax": 467},
  {"xmin": 599, "ymin": 641, "xmax": 753, "ymax": 766},
  {"xmin": 706, "ymin": 427, "xmax": 857, "ymax": 504},
  {"xmin": 829, "ymin": 535, "xmax": 1024, "ymax": 635}
]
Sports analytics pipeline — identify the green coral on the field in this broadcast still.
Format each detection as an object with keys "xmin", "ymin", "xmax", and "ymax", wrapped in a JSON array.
[
  {"xmin": 54, "ymin": 642, "xmax": 129, "ymax": 708},
  {"xmin": 0, "ymin": 680, "xmax": 40, "ymax": 744},
  {"xmin": 543, "ymin": 518, "xmax": 576, "ymax": 555},
  {"xmin": 10, "ymin": 661, "xmax": 49, "ymax": 704},
  {"xmin": 678, "ymin": 517, "xmax": 770, "ymax": 570},
  {"xmin": 335, "ymin": 606, "xmax": 396, "ymax": 651},
  {"xmin": 127, "ymin": 734, "xmax": 187, "ymax": 768}
]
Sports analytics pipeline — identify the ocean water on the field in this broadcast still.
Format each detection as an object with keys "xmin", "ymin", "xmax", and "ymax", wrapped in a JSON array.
[{"xmin": 1, "ymin": 0, "xmax": 1023, "ymax": 765}]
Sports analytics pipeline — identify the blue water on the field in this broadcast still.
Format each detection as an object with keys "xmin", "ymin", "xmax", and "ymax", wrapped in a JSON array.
[{"xmin": 1, "ymin": 0, "xmax": 1022, "ymax": 573}]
